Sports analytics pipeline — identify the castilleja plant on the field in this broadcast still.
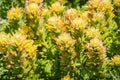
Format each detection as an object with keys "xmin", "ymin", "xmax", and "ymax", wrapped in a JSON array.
[{"xmin": 0, "ymin": 0, "xmax": 120, "ymax": 79}]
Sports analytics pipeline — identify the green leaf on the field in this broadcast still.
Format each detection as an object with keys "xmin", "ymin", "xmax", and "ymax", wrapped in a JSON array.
[{"xmin": 45, "ymin": 61, "xmax": 52, "ymax": 73}]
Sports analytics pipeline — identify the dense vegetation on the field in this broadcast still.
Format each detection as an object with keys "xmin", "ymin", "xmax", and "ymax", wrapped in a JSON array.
[{"xmin": 0, "ymin": 0, "xmax": 120, "ymax": 79}]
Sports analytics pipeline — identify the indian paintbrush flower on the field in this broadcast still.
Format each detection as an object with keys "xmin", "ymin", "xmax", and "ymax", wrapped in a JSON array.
[
  {"xmin": 72, "ymin": 18, "xmax": 86, "ymax": 31},
  {"xmin": 49, "ymin": 1, "xmax": 65, "ymax": 14},
  {"xmin": 56, "ymin": 32, "xmax": 75, "ymax": 51},
  {"xmin": 7, "ymin": 7, "xmax": 22, "ymax": 20},
  {"xmin": 111, "ymin": 55, "xmax": 120, "ymax": 66},
  {"xmin": 47, "ymin": 16, "xmax": 63, "ymax": 33},
  {"xmin": 65, "ymin": 8, "xmax": 79, "ymax": 21},
  {"xmin": 61, "ymin": 75, "xmax": 74, "ymax": 80},
  {"xmin": 26, "ymin": 3, "xmax": 40, "ymax": 19},
  {"xmin": 85, "ymin": 27, "xmax": 101, "ymax": 40}
]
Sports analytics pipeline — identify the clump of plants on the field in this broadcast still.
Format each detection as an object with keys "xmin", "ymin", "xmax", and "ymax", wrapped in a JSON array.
[{"xmin": 0, "ymin": 0, "xmax": 120, "ymax": 79}]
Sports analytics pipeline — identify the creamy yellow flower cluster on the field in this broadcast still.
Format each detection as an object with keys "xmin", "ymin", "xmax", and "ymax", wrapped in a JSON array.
[
  {"xmin": 87, "ymin": 38, "xmax": 106, "ymax": 58},
  {"xmin": 7, "ymin": 7, "xmax": 23, "ymax": 20},
  {"xmin": 42, "ymin": 1, "xmax": 65, "ymax": 16},
  {"xmin": 26, "ymin": 0, "xmax": 43, "ymax": 19},
  {"xmin": 0, "ymin": 32, "xmax": 37, "ymax": 58},
  {"xmin": 88, "ymin": 0, "xmax": 113, "ymax": 15},
  {"xmin": 49, "ymin": 2, "xmax": 65, "ymax": 14},
  {"xmin": 85, "ymin": 27, "xmax": 101, "ymax": 40},
  {"xmin": 18, "ymin": 26, "xmax": 35, "ymax": 38},
  {"xmin": 64, "ymin": 9, "xmax": 87, "ymax": 33},
  {"xmin": 45, "ymin": 7, "xmax": 87, "ymax": 34},
  {"xmin": 111, "ymin": 55, "xmax": 120, "ymax": 66},
  {"xmin": 0, "ymin": 32, "xmax": 37, "ymax": 75},
  {"xmin": 88, "ymin": 0, "xmax": 114, "ymax": 23},
  {"xmin": 61, "ymin": 75, "xmax": 74, "ymax": 80},
  {"xmin": 82, "ymin": 0, "xmax": 112, "ymax": 66},
  {"xmin": 56, "ymin": 32, "xmax": 75, "ymax": 51}
]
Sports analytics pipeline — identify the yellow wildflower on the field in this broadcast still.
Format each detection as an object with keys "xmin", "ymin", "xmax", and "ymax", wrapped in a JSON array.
[
  {"xmin": 19, "ymin": 39, "xmax": 37, "ymax": 57},
  {"xmin": 88, "ymin": 0, "xmax": 104, "ymax": 12},
  {"xmin": 48, "ymin": 16, "xmax": 61, "ymax": 26},
  {"xmin": 29, "ymin": 0, "xmax": 43, "ymax": 4},
  {"xmin": 11, "ymin": 32, "xmax": 26, "ymax": 46},
  {"xmin": 42, "ymin": 8, "xmax": 51, "ymax": 16},
  {"xmin": 58, "ymin": 32, "xmax": 75, "ymax": 43},
  {"xmin": 57, "ymin": 32, "xmax": 75, "ymax": 49},
  {"xmin": 49, "ymin": 2, "xmax": 65, "ymax": 13},
  {"xmin": 87, "ymin": 38, "xmax": 106, "ymax": 55},
  {"xmin": 9, "ymin": 32, "xmax": 37, "ymax": 58},
  {"xmin": 19, "ymin": 26, "xmax": 30, "ymax": 34},
  {"xmin": 0, "ymin": 32, "xmax": 37, "ymax": 75},
  {"xmin": 102, "ymin": 0, "xmax": 113, "ymax": 11},
  {"xmin": 111, "ymin": 55, "xmax": 120, "ymax": 66},
  {"xmin": 86, "ymin": 38, "xmax": 107, "ymax": 66},
  {"xmin": 0, "ymin": 32, "xmax": 11, "ymax": 52},
  {"xmin": 92, "ymin": 12, "xmax": 105, "ymax": 21},
  {"xmin": 88, "ymin": 0, "xmax": 113, "ymax": 12},
  {"xmin": 72, "ymin": 18, "xmax": 86, "ymax": 30},
  {"xmin": 61, "ymin": 75, "xmax": 74, "ymax": 80},
  {"xmin": 26, "ymin": 3, "xmax": 40, "ymax": 19},
  {"xmin": 18, "ymin": 26, "xmax": 34, "ymax": 38},
  {"xmin": 65, "ymin": 8, "xmax": 79, "ymax": 20},
  {"xmin": 0, "ymin": 32, "xmax": 33, "ymax": 54},
  {"xmin": 85, "ymin": 27, "xmax": 101, "ymax": 40},
  {"xmin": 81, "ymin": 11, "xmax": 89, "ymax": 22},
  {"xmin": 47, "ymin": 16, "xmax": 63, "ymax": 33},
  {"xmin": 7, "ymin": 7, "xmax": 22, "ymax": 20}
]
